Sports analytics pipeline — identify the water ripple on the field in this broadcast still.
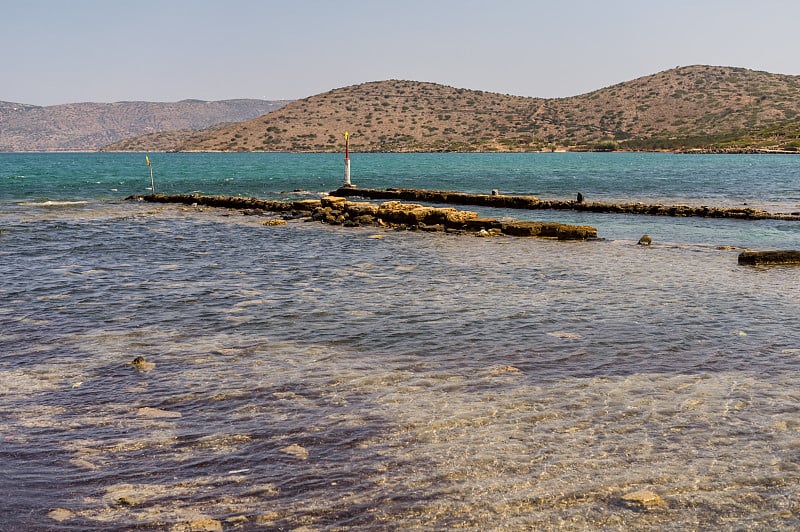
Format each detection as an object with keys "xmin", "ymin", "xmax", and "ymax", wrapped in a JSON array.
[{"xmin": 1, "ymin": 204, "xmax": 799, "ymax": 529}]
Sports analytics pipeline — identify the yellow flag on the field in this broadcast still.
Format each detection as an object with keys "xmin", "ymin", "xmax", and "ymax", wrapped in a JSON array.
[{"xmin": 145, "ymin": 155, "xmax": 151, "ymax": 167}]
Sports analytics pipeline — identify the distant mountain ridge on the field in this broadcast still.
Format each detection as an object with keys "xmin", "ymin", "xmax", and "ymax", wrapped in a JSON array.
[
  {"xmin": 107, "ymin": 65, "xmax": 800, "ymax": 153},
  {"xmin": 0, "ymin": 99, "xmax": 290, "ymax": 151}
]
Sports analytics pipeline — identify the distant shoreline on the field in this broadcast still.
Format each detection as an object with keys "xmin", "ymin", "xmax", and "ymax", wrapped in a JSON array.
[
  {"xmin": 4, "ymin": 146, "xmax": 800, "ymax": 155},
  {"xmin": 94, "ymin": 147, "xmax": 800, "ymax": 155}
]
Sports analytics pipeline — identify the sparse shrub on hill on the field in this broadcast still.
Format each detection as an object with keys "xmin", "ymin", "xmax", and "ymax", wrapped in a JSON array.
[{"xmin": 101, "ymin": 66, "xmax": 800, "ymax": 153}]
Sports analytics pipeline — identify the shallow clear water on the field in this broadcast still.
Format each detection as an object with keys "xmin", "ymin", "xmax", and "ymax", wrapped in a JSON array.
[{"xmin": 1, "ymin": 153, "xmax": 800, "ymax": 530}]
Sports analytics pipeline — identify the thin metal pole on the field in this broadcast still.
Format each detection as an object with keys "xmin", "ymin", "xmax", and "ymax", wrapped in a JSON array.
[
  {"xmin": 146, "ymin": 155, "xmax": 155, "ymax": 193},
  {"xmin": 343, "ymin": 132, "xmax": 351, "ymax": 186}
]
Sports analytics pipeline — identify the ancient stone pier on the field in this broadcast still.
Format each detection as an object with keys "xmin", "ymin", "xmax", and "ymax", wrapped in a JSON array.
[
  {"xmin": 127, "ymin": 193, "xmax": 598, "ymax": 240},
  {"xmin": 330, "ymin": 187, "xmax": 800, "ymax": 221}
]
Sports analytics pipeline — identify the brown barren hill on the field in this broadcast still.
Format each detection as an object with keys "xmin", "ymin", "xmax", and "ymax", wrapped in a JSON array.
[
  {"xmin": 112, "ymin": 66, "xmax": 800, "ymax": 153},
  {"xmin": 0, "ymin": 99, "xmax": 290, "ymax": 152}
]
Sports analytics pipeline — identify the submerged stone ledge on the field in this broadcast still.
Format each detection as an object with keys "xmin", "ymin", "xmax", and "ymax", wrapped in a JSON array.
[
  {"xmin": 126, "ymin": 194, "xmax": 598, "ymax": 240},
  {"xmin": 330, "ymin": 187, "xmax": 800, "ymax": 221},
  {"xmin": 738, "ymin": 250, "xmax": 800, "ymax": 266},
  {"xmin": 127, "ymin": 193, "xmax": 319, "ymax": 214}
]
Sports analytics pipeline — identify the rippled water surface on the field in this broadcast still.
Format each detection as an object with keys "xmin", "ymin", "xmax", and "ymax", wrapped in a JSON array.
[{"xmin": 2, "ymin": 154, "xmax": 800, "ymax": 530}]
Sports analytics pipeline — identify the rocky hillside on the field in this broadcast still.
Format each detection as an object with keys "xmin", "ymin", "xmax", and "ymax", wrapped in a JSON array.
[
  {"xmin": 117, "ymin": 65, "xmax": 800, "ymax": 153},
  {"xmin": 0, "ymin": 99, "xmax": 289, "ymax": 151}
]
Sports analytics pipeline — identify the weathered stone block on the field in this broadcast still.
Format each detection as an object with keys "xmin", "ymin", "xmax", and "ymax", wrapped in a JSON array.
[
  {"xmin": 738, "ymin": 250, "xmax": 800, "ymax": 265},
  {"xmin": 321, "ymin": 196, "xmax": 347, "ymax": 208},
  {"xmin": 345, "ymin": 201, "xmax": 379, "ymax": 217}
]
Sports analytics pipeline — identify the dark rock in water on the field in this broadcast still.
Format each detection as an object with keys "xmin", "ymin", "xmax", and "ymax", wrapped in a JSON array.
[
  {"xmin": 355, "ymin": 214, "xmax": 378, "ymax": 226},
  {"xmin": 131, "ymin": 356, "xmax": 155, "ymax": 371},
  {"xmin": 491, "ymin": 189, "xmax": 500, "ymax": 196},
  {"xmin": 576, "ymin": 192, "xmax": 584, "ymax": 204},
  {"xmin": 420, "ymin": 223, "xmax": 445, "ymax": 232},
  {"xmin": 638, "ymin": 234, "xmax": 652, "ymax": 246},
  {"xmin": 738, "ymin": 249, "xmax": 800, "ymax": 266}
]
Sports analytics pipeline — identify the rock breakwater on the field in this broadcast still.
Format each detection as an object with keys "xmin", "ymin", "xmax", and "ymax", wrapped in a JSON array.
[
  {"xmin": 330, "ymin": 187, "xmax": 800, "ymax": 221},
  {"xmin": 738, "ymin": 250, "xmax": 800, "ymax": 266},
  {"xmin": 127, "ymin": 194, "xmax": 598, "ymax": 240}
]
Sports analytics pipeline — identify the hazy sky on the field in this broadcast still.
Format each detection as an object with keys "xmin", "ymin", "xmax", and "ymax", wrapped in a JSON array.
[{"xmin": 4, "ymin": 0, "xmax": 800, "ymax": 106}]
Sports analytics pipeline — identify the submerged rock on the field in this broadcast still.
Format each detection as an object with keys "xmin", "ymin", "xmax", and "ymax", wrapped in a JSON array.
[
  {"xmin": 171, "ymin": 518, "xmax": 223, "ymax": 532},
  {"xmin": 137, "ymin": 407, "xmax": 181, "ymax": 419},
  {"xmin": 280, "ymin": 443, "xmax": 309, "ymax": 460},
  {"xmin": 638, "ymin": 234, "xmax": 652, "ymax": 246},
  {"xmin": 547, "ymin": 331, "xmax": 583, "ymax": 340},
  {"xmin": 488, "ymin": 365, "xmax": 522, "ymax": 376},
  {"xmin": 69, "ymin": 457, "xmax": 99, "ymax": 471},
  {"xmin": 47, "ymin": 508, "xmax": 75, "ymax": 522},
  {"xmin": 620, "ymin": 489, "xmax": 665, "ymax": 511}
]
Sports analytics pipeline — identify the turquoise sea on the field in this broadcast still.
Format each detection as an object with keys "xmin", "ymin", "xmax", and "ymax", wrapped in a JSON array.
[{"xmin": 1, "ymin": 152, "xmax": 800, "ymax": 530}]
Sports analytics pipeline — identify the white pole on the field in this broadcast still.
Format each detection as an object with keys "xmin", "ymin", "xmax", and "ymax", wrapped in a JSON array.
[
  {"xmin": 146, "ymin": 155, "xmax": 155, "ymax": 194},
  {"xmin": 343, "ymin": 131, "xmax": 352, "ymax": 187}
]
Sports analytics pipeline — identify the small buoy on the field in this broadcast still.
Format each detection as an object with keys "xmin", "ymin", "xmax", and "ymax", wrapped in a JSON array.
[{"xmin": 638, "ymin": 234, "xmax": 652, "ymax": 246}]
